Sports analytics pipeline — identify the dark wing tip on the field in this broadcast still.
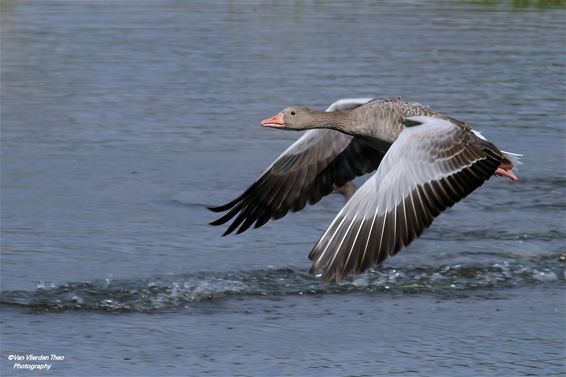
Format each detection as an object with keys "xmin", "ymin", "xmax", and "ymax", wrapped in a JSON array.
[
  {"xmin": 209, "ymin": 217, "xmax": 227, "ymax": 226},
  {"xmin": 207, "ymin": 198, "xmax": 241, "ymax": 213},
  {"xmin": 209, "ymin": 208, "xmax": 238, "ymax": 226}
]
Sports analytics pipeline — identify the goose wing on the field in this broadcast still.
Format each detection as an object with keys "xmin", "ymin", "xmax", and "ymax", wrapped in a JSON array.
[
  {"xmin": 209, "ymin": 98, "xmax": 388, "ymax": 235},
  {"xmin": 309, "ymin": 116, "xmax": 503, "ymax": 281}
]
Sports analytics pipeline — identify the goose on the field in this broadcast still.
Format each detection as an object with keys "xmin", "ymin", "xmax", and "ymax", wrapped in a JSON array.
[{"xmin": 209, "ymin": 97, "xmax": 520, "ymax": 282}]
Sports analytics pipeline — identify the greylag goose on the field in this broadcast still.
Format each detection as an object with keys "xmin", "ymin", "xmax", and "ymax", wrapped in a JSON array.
[{"xmin": 209, "ymin": 97, "xmax": 520, "ymax": 281}]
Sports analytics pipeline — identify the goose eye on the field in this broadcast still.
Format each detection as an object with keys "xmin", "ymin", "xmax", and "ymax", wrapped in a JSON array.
[{"xmin": 290, "ymin": 111, "xmax": 296, "ymax": 116}]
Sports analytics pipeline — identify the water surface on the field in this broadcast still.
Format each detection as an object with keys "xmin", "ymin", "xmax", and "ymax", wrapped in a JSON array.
[{"xmin": 1, "ymin": 1, "xmax": 565, "ymax": 376}]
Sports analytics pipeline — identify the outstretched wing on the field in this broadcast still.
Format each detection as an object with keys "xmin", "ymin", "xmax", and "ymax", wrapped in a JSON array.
[
  {"xmin": 209, "ymin": 98, "xmax": 388, "ymax": 236},
  {"xmin": 309, "ymin": 116, "xmax": 503, "ymax": 282}
]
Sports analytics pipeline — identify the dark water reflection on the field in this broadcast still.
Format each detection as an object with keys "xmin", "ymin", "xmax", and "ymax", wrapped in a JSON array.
[{"xmin": 1, "ymin": 1, "xmax": 565, "ymax": 376}]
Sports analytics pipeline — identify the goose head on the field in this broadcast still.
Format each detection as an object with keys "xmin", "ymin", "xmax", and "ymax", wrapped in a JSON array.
[{"xmin": 260, "ymin": 106, "xmax": 314, "ymax": 130}]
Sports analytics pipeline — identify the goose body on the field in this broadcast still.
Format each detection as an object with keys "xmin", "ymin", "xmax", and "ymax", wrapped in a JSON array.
[{"xmin": 209, "ymin": 97, "xmax": 520, "ymax": 281}]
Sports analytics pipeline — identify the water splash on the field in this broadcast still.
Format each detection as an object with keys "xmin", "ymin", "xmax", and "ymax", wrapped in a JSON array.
[{"xmin": 1, "ymin": 255, "xmax": 563, "ymax": 313}]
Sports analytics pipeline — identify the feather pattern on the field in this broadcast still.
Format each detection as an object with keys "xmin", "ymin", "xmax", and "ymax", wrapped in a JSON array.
[{"xmin": 308, "ymin": 116, "xmax": 502, "ymax": 281}]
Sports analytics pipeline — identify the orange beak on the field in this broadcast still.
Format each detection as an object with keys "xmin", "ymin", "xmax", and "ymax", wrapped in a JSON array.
[{"xmin": 260, "ymin": 113, "xmax": 286, "ymax": 128}]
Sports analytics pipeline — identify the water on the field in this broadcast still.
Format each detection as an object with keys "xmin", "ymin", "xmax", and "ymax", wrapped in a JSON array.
[{"xmin": 1, "ymin": 1, "xmax": 565, "ymax": 376}]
